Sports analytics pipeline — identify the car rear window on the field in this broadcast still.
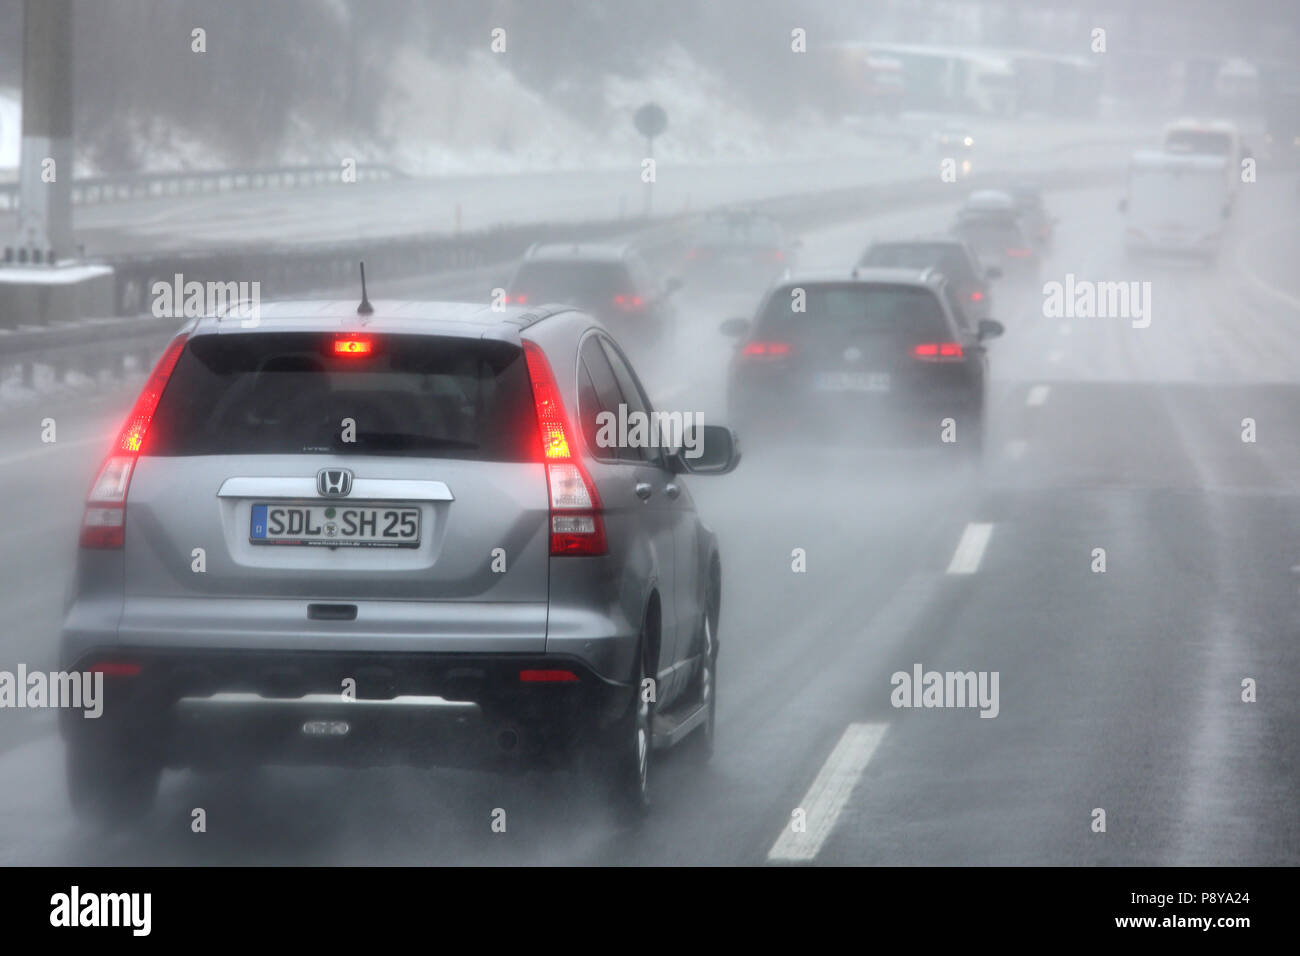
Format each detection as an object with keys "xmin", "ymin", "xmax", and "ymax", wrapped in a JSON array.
[
  {"xmin": 859, "ymin": 244, "xmax": 974, "ymax": 282},
  {"xmin": 1165, "ymin": 130, "xmax": 1233, "ymax": 156},
  {"xmin": 696, "ymin": 217, "xmax": 784, "ymax": 248},
  {"xmin": 509, "ymin": 261, "xmax": 633, "ymax": 307},
  {"xmin": 955, "ymin": 219, "xmax": 1026, "ymax": 248},
  {"xmin": 146, "ymin": 333, "xmax": 538, "ymax": 460},
  {"xmin": 757, "ymin": 284, "xmax": 951, "ymax": 339}
]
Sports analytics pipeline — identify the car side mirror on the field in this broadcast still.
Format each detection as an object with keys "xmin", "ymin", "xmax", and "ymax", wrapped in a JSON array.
[
  {"xmin": 719, "ymin": 317, "xmax": 750, "ymax": 337},
  {"xmin": 1118, "ymin": 197, "xmax": 1128, "ymax": 213},
  {"xmin": 985, "ymin": 265, "xmax": 1002, "ymax": 280},
  {"xmin": 670, "ymin": 424, "xmax": 740, "ymax": 475},
  {"xmin": 664, "ymin": 277, "xmax": 684, "ymax": 295},
  {"xmin": 978, "ymin": 318, "xmax": 1005, "ymax": 341}
]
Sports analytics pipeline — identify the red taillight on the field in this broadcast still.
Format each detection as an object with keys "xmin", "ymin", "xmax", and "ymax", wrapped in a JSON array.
[
  {"xmin": 522, "ymin": 341, "xmax": 607, "ymax": 557},
  {"xmin": 742, "ymin": 341, "xmax": 792, "ymax": 359},
  {"xmin": 613, "ymin": 294, "xmax": 644, "ymax": 309},
  {"xmin": 762, "ymin": 249, "xmax": 785, "ymax": 262},
  {"xmin": 912, "ymin": 342, "xmax": 964, "ymax": 361},
  {"xmin": 512, "ymin": 294, "xmax": 528, "ymax": 304},
  {"xmin": 90, "ymin": 661, "xmax": 142, "ymax": 677},
  {"xmin": 519, "ymin": 669, "xmax": 579, "ymax": 683},
  {"xmin": 1005, "ymin": 247, "xmax": 1033, "ymax": 258},
  {"xmin": 969, "ymin": 290, "xmax": 984, "ymax": 302},
  {"xmin": 81, "ymin": 334, "xmax": 188, "ymax": 548},
  {"xmin": 333, "ymin": 335, "xmax": 372, "ymax": 356}
]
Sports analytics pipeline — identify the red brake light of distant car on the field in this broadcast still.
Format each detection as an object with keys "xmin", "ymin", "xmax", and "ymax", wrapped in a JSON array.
[
  {"xmin": 333, "ymin": 336, "xmax": 373, "ymax": 356},
  {"xmin": 742, "ymin": 341, "xmax": 792, "ymax": 359},
  {"xmin": 762, "ymin": 249, "xmax": 785, "ymax": 262},
  {"xmin": 81, "ymin": 334, "xmax": 189, "ymax": 549},
  {"xmin": 90, "ymin": 661, "xmax": 143, "ymax": 677},
  {"xmin": 613, "ymin": 294, "xmax": 644, "ymax": 309},
  {"xmin": 519, "ymin": 669, "xmax": 579, "ymax": 683},
  {"xmin": 522, "ymin": 341, "xmax": 607, "ymax": 556},
  {"xmin": 1005, "ymin": 247, "xmax": 1033, "ymax": 258},
  {"xmin": 511, "ymin": 294, "xmax": 528, "ymax": 304},
  {"xmin": 969, "ymin": 290, "xmax": 984, "ymax": 302},
  {"xmin": 912, "ymin": 342, "xmax": 964, "ymax": 361}
]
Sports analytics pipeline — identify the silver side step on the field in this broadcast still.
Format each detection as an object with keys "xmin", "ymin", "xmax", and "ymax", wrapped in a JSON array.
[{"xmin": 651, "ymin": 701, "xmax": 707, "ymax": 750}]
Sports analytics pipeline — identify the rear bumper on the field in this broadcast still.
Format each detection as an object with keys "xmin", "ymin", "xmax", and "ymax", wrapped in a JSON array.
[{"xmin": 60, "ymin": 648, "xmax": 633, "ymax": 771}]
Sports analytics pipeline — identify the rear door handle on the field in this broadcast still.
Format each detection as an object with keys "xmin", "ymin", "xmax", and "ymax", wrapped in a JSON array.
[{"xmin": 635, "ymin": 482, "xmax": 653, "ymax": 500}]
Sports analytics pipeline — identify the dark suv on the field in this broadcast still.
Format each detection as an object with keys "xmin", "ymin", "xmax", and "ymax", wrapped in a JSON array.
[{"xmin": 61, "ymin": 299, "xmax": 738, "ymax": 823}]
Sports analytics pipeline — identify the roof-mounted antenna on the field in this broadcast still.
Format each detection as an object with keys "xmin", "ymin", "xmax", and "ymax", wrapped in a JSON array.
[{"xmin": 357, "ymin": 261, "xmax": 374, "ymax": 316}]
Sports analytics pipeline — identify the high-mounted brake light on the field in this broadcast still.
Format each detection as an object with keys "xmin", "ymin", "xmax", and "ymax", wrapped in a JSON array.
[
  {"xmin": 334, "ymin": 336, "xmax": 373, "ymax": 356},
  {"xmin": 912, "ymin": 342, "xmax": 964, "ymax": 361},
  {"xmin": 81, "ymin": 333, "xmax": 189, "ymax": 548},
  {"xmin": 522, "ymin": 341, "xmax": 607, "ymax": 556},
  {"xmin": 742, "ymin": 341, "xmax": 792, "ymax": 358}
]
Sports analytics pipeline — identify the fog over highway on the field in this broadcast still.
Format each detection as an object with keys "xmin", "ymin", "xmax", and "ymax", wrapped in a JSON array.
[{"xmin": 0, "ymin": 0, "xmax": 1296, "ymax": 874}]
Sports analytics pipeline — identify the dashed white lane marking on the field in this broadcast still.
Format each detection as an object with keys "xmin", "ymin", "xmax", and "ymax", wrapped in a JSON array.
[
  {"xmin": 1005, "ymin": 439, "xmax": 1028, "ymax": 460},
  {"xmin": 1026, "ymin": 384, "xmax": 1051, "ymax": 407},
  {"xmin": 767, "ymin": 722, "xmax": 889, "ymax": 863},
  {"xmin": 1047, "ymin": 349, "xmax": 1065, "ymax": 363},
  {"xmin": 946, "ymin": 521, "xmax": 994, "ymax": 575}
]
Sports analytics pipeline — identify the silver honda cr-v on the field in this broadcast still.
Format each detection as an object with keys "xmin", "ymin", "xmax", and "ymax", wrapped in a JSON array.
[{"xmin": 60, "ymin": 299, "xmax": 738, "ymax": 822}]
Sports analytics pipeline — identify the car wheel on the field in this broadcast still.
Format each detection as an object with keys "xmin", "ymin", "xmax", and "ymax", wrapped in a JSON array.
[
  {"xmin": 683, "ymin": 603, "xmax": 718, "ymax": 764},
  {"xmin": 66, "ymin": 739, "xmax": 159, "ymax": 826},
  {"xmin": 598, "ymin": 639, "xmax": 652, "ymax": 819}
]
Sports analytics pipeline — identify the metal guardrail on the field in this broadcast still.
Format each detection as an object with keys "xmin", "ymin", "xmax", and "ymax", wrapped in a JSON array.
[
  {"xmin": 0, "ymin": 159, "xmax": 1130, "ymax": 398},
  {"xmin": 0, "ymin": 163, "xmax": 406, "ymax": 211}
]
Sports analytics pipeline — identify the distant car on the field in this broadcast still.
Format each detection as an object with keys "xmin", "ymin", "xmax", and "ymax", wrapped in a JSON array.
[
  {"xmin": 681, "ymin": 210, "xmax": 798, "ymax": 286},
  {"xmin": 61, "ymin": 298, "xmax": 740, "ymax": 823},
  {"xmin": 857, "ymin": 237, "xmax": 999, "ymax": 321},
  {"xmin": 1004, "ymin": 184, "xmax": 1055, "ymax": 248},
  {"xmin": 721, "ymin": 268, "xmax": 1003, "ymax": 454},
  {"xmin": 933, "ymin": 124, "xmax": 975, "ymax": 153},
  {"xmin": 933, "ymin": 124, "xmax": 975, "ymax": 178},
  {"xmin": 951, "ymin": 202, "xmax": 1040, "ymax": 280},
  {"xmin": 505, "ymin": 243, "xmax": 681, "ymax": 350}
]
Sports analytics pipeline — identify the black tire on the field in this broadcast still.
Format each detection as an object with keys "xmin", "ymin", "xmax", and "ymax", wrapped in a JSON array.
[
  {"xmin": 597, "ymin": 639, "xmax": 653, "ymax": 819},
  {"xmin": 683, "ymin": 600, "xmax": 718, "ymax": 764},
  {"xmin": 66, "ymin": 739, "xmax": 159, "ymax": 826}
]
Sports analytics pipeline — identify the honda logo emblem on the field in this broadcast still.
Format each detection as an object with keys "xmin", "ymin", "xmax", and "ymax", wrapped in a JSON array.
[{"xmin": 317, "ymin": 468, "xmax": 353, "ymax": 497}]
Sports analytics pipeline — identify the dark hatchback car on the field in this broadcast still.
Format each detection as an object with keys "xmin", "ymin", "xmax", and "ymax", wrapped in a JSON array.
[
  {"xmin": 681, "ymin": 210, "xmax": 799, "ymax": 287},
  {"xmin": 505, "ymin": 243, "xmax": 681, "ymax": 352},
  {"xmin": 722, "ymin": 269, "xmax": 1003, "ymax": 453},
  {"xmin": 857, "ymin": 237, "xmax": 1000, "ymax": 320}
]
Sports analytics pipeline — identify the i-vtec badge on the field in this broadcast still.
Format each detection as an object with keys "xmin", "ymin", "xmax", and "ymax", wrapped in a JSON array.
[{"xmin": 317, "ymin": 468, "xmax": 353, "ymax": 497}]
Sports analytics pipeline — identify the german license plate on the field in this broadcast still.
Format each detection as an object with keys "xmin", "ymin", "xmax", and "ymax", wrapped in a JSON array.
[
  {"xmin": 250, "ymin": 503, "xmax": 420, "ymax": 548},
  {"xmin": 813, "ymin": 371, "xmax": 891, "ymax": 392}
]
